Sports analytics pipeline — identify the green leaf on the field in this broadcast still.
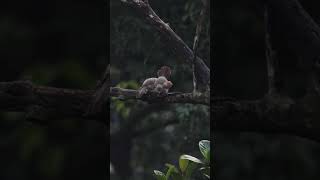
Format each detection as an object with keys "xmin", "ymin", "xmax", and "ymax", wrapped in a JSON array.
[
  {"xmin": 179, "ymin": 154, "xmax": 203, "ymax": 178},
  {"xmin": 179, "ymin": 155, "xmax": 188, "ymax": 173},
  {"xmin": 185, "ymin": 161, "xmax": 198, "ymax": 178},
  {"xmin": 165, "ymin": 163, "xmax": 179, "ymax": 179},
  {"xmin": 199, "ymin": 140, "xmax": 210, "ymax": 163},
  {"xmin": 153, "ymin": 170, "xmax": 166, "ymax": 180},
  {"xmin": 180, "ymin": 155, "xmax": 203, "ymax": 165},
  {"xmin": 165, "ymin": 164, "xmax": 183, "ymax": 180}
]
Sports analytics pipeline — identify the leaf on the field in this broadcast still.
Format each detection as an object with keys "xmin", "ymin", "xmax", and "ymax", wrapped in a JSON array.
[
  {"xmin": 165, "ymin": 163, "xmax": 179, "ymax": 179},
  {"xmin": 180, "ymin": 155, "xmax": 203, "ymax": 178},
  {"xmin": 185, "ymin": 161, "xmax": 198, "ymax": 178},
  {"xmin": 199, "ymin": 140, "xmax": 210, "ymax": 163},
  {"xmin": 180, "ymin": 155, "xmax": 203, "ymax": 164},
  {"xmin": 153, "ymin": 170, "xmax": 166, "ymax": 180},
  {"xmin": 165, "ymin": 164, "xmax": 183, "ymax": 180},
  {"xmin": 179, "ymin": 154, "xmax": 203, "ymax": 178},
  {"xmin": 179, "ymin": 155, "xmax": 188, "ymax": 173}
]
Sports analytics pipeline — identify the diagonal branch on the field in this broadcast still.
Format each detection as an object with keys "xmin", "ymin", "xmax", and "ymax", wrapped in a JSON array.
[
  {"xmin": 264, "ymin": 0, "xmax": 320, "ymax": 66},
  {"xmin": 121, "ymin": 0, "xmax": 210, "ymax": 91}
]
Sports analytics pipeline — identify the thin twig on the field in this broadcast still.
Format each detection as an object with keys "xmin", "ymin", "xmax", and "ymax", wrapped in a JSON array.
[
  {"xmin": 264, "ymin": 4, "xmax": 277, "ymax": 95},
  {"xmin": 192, "ymin": 0, "xmax": 209, "ymax": 92}
]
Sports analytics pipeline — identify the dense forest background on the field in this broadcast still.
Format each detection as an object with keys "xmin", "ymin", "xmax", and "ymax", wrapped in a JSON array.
[{"xmin": 0, "ymin": 0, "xmax": 107, "ymax": 179}]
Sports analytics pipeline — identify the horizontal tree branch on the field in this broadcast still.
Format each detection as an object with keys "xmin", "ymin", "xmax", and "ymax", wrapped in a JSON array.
[
  {"xmin": 0, "ymin": 80, "xmax": 208, "ymax": 125},
  {"xmin": 214, "ymin": 94, "xmax": 320, "ymax": 142},
  {"xmin": 110, "ymin": 87, "xmax": 209, "ymax": 106},
  {"xmin": 0, "ymin": 80, "xmax": 106, "ymax": 123}
]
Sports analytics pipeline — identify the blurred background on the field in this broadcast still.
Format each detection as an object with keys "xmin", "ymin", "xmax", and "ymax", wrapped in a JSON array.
[
  {"xmin": 110, "ymin": 0, "xmax": 210, "ymax": 179},
  {"xmin": 0, "ymin": 0, "xmax": 107, "ymax": 179},
  {"xmin": 4, "ymin": 0, "xmax": 320, "ymax": 179},
  {"xmin": 214, "ymin": 0, "xmax": 320, "ymax": 179}
]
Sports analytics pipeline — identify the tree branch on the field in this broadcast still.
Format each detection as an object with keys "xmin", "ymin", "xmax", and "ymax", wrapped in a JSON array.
[
  {"xmin": 192, "ymin": 0, "xmax": 210, "ymax": 92},
  {"xmin": 214, "ymin": 95, "xmax": 320, "ymax": 142},
  {"xmin": 264, "ymin": 3, "xmax": 278, "ymax": 95},
  {"xmin": 121, "ymin": 0, "xmax": 210, "ymax": 91},
  {"xmin": 0, "ymin": 80, "xmax": 106, "ymax": 124},
  {"xmin": 213, "ymin": 0, "xmax": 320, "ymax": 142},
  {"xmin": 265, "ymin": 0, "xmax": 320, "ymax": 67},
  {"xmin": 0, "ymin": 80, "xmax": 207, "ymax": 125},
  {"xmin": 110, "ymin": 87, "xmax": 209, "ymax": 106}
]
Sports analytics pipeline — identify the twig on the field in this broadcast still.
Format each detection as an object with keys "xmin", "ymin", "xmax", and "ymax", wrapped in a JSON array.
[
  {"xmin": 264, "ymin": 4, "xmax": 277, "ymax": 95},
  {"xmin": 192, "ymin": 0, "xmax": 209, "ymax": 92}
]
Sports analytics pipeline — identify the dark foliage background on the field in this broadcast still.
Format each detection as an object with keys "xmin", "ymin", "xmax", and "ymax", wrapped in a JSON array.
[
  {"xmin": 110, "ymin": 0, "xmax": 210, "ymax": 179},
  {"xmin": 214, "ymin": 0, "xmax": 320, "ymax": 179},
  {"xmin": 0, "ymin": 0, "xmax": 107, "ymax": 180}
]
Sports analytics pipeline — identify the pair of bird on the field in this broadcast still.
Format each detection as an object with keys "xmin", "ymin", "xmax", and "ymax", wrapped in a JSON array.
[{"xmin": 137, "ymin": 66, "xmax": 173, "ymax": 98}]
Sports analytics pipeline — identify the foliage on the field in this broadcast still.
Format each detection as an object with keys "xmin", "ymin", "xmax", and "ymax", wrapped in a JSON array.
[{"xmin": 153, "ymin": 140, "xmax": 210, "ymax": 180}]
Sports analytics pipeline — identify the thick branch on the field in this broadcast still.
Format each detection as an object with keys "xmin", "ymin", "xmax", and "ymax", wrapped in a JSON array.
[
  {"xmin": 0, "ymin": 81, "xmax": 106, "ymax": 123},
  {"xmin": 121, "ymin": 0, "xmax": 210, "ymax": 91},
  {"xmin": 214, "ymin": 95, "xmax": 320, "ymax": 142},
  {"xmin": 110, "ymin": 87, "xmax": 209, "ymax": 106},
  {"xmin": 0, "ymin": 80, "xmax": 208, "ymax": 125}
]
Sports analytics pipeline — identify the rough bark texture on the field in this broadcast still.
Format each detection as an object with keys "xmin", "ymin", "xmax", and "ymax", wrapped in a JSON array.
[{"xmin": 111, "ymin": 87, "xmax": 209, "ymax": 105}]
